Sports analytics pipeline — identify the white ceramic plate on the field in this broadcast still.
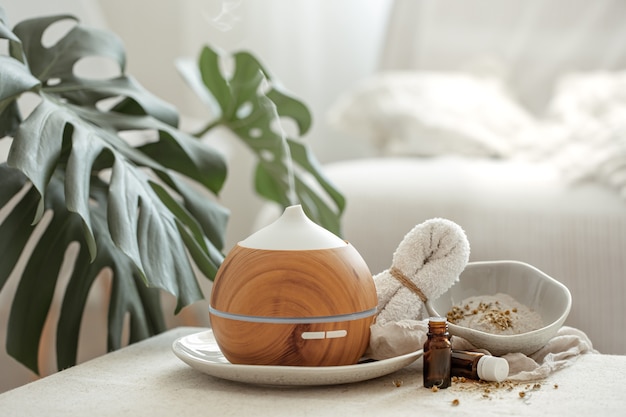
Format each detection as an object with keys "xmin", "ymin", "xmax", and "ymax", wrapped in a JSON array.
[{"xmin": 172, "ymin": 329, "xmax": 422, "ymax": 386}]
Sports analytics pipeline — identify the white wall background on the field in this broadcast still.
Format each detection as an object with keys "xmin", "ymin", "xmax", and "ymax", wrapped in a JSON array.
[{"xmin": 97, "ymin": 0, "xmax": 390, "ymax": 162}]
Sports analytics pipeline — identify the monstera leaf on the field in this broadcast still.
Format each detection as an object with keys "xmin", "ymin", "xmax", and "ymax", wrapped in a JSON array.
[
  {"xmin": 0, "ymin": 12, "xmax": 228, "ymax": 374},
  {"xmin": 0, "ymin": 10, "xmax": 344, "ymax": 375},
  {"xmin": 181, "ymin": 47, "xmax": 345, "ymax": 234}
]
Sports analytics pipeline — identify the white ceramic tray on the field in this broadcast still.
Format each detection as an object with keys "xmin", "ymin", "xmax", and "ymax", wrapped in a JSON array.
[{"xmin": 172, "ymin": 329, "xmax": 422, "ymax": 386}]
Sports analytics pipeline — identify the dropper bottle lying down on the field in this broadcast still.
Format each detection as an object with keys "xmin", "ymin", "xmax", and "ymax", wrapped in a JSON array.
[{"xmin": 451, "ymin": 350, "xmax": 509, "ymax": 382}]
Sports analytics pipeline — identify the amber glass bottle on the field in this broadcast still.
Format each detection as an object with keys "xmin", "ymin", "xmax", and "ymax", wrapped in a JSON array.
[
  {"xmin": 451, "ymin": 350, "xmax": 509, "ymax": 382},
  {"xmin": 423, "ymin": 317, "xmax": 451, "ymax": 389}
]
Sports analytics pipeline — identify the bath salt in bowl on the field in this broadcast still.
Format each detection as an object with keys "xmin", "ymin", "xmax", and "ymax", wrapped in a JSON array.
[{"xmin": 426, "ymin": 261, "xmax": 572, "ymax": 356}]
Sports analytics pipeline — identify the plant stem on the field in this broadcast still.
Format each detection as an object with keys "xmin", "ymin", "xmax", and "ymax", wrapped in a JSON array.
[{"xmin": 193, "ymin": 119, "xmax": 222, "ymax": 138}]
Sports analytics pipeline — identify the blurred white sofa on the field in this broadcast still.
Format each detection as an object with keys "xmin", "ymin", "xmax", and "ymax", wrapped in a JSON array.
[{"xmin": 318, "ymin": 0, "xmax": 626, "ymax": 355}]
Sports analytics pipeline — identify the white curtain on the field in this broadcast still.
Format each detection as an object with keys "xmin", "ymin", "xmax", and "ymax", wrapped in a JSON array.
[{"xmin": 380, "ymin": 0, "xmax": 626, "ymax": 115}]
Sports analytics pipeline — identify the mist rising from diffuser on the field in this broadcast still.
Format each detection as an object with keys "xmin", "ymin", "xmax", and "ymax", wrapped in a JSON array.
[
  {"xmin": 205, "ymin": 0, "xmax": 242, "ymax": 32},
  {"xmin": 266, "ymin": 95, "xmax": 297, "ymax": 206},
  {"xmin": 204, "ymin": 0, "xmax": 297, "ymax": 207}
]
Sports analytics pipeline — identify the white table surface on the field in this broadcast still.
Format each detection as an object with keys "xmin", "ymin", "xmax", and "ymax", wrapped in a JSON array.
[{"xmin": 1, "ymin": 327, "xmax": 625, "ymax": 417}]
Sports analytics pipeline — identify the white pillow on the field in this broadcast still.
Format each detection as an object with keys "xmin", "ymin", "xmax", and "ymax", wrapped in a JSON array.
[
  {"xmin": 543, "ymin": 71, "xmax": 626, "ymax": 199},
  {"xmin": 327, "ymin": 71, "xmax": 535, "ymax": 157}
]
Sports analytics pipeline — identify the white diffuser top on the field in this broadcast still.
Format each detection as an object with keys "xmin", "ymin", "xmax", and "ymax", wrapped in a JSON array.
[{"xmin": 239, "ymin": 205, "xmax": 346, "ymax": 250}]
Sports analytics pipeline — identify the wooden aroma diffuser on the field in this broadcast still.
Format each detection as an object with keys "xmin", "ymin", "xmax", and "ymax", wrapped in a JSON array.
[{"xmin": 209, "ymin": 205, "xmax": 377, "ymax": 367}]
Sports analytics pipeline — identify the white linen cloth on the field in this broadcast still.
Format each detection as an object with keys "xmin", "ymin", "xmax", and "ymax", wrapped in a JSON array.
[{"xmin": 367, "ymin": 319, "xmax": 597, "ymax": 381}]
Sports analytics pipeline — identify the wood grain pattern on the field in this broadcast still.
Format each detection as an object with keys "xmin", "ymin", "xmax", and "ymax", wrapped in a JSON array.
[
  {"xmin": 210, "ymin": 317, "xmax": 374, "ymax": 366},
  {"xmin": 209, "ymin": 244, "xmax": 377, "ymax": 366}
]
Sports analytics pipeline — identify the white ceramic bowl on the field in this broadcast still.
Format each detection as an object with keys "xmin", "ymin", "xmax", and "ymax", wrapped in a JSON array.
[{"xmin": 426, "ymin": 260, "xmax": 572, "ymax": 356}]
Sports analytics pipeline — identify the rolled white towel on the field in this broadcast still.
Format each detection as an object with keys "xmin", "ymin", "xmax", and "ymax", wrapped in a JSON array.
[{"xmin": 373, "ymin": 218, "xmax": 470, "ymax": 325}]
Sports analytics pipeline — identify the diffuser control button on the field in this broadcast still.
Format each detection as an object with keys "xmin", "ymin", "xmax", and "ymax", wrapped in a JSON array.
[
  {"xmin": 326, "ymin": 330, "xmax": 348, "ymax": 339},
  {"xmin": 301, "ymin": 331, "xmax": 325, "ymax": 340}
]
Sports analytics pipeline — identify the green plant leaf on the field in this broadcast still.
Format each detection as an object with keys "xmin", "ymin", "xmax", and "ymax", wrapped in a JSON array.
[
  {"xmin": 0, "ymin": 168, "xmax": 38, "ymax": 293},
  {"xmin": 13, "ymin": 15, "xmax": 125, "ymax": 77},
  {"xmin": 0, "ymin": 166, "xmax": 171, "ymax": 374},
  {"xmin": 5, "ymin": 169, "xmax": 86, "ymax": 374},
  {"xmin": 149, "ymin": 179, "xmax": 226, "ymax": 275},
  {"xmin": 183, "ymin": 46, "xmax": 345, "ymax": 235},
  {"xmin": 0, "ymin": 11, "xmax": 39, "ymax": 136},
  {"xmin": 0, "ymin": 55, "xmax": 41, "ymax": 136},
  {"xmin": 0, "ymin": 14, "xmax": 228, "ymax": 373},
  {"xmin": 0, "ymin": 56, "xmax": 40, "ymax": 105}
]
